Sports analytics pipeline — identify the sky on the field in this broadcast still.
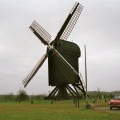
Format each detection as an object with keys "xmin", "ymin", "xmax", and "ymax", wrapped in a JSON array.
[{"xmin": 0, "ymin": 0, "xmax": 120, "ymax": 95}]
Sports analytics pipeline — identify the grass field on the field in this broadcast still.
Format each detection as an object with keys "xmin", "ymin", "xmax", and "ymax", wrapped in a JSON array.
[{"xmin": 0, "ymin": 99, "xmax": 120, "ymax": 120}]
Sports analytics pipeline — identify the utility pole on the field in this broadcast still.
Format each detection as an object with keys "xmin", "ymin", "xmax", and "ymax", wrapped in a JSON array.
[{"xmin": 84, "ymin": 45, "xmax": 88, "ymax": 107}]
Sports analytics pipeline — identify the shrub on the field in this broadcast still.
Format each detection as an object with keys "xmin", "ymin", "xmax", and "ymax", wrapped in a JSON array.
[{"xmin": 16, "ymin": 89, "xmax": 28, "ymax": 101}]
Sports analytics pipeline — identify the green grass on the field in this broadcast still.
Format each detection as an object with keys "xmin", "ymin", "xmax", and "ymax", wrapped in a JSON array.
[{"xmin": 0, "ymin": 100, "xmax": 120, "ymax": 120}]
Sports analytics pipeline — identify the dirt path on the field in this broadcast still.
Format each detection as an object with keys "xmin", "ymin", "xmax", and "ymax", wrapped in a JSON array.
[
  {"xmin": 96, "ymin": 107, "xmax": 120, "ymax": 113},
  {"xmin": 95, "ymin": 107, "xmax": 109, "ymax": 110}
]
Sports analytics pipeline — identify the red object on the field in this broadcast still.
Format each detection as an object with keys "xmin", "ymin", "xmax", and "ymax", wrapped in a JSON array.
[
  {"xmin": 109, "ymin": 100, "xmax": 120, "ymax": 105},
  {"xmin": 109, "ymin": 95, "xmax": 120, "ymax": 110}
]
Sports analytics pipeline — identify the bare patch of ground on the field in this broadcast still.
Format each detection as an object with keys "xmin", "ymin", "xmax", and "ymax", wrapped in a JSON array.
[
  {"xmin": 95, "ymin": 107, "xmax": 109, "ymax": 110},
  {"xmin": 96, "ymin": 107, "xmax": 120, "ymax": 113}
]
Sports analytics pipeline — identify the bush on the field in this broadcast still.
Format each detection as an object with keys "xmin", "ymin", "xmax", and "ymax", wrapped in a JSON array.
[{"xmin": 16, "ymin": 89, "xmax": 28, "ymax": 101}]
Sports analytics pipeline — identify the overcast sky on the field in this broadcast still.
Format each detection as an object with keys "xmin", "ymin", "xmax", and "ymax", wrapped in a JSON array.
[{"xmin": 0, "ymin": 0, "xmax": 120, "ymax": 95}]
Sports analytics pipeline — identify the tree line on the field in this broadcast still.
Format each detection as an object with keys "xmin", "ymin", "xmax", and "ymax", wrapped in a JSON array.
[
  {"xmin": 0, "ymin": 89, "xmax": 120, "ymax": 102},
  {"xmin": 88, "ymin": 90, "xmax": 120, "ymax": 99},
  {"xmin": 0, "ymin": 89, "xmax": 46, "ymax": 102}
]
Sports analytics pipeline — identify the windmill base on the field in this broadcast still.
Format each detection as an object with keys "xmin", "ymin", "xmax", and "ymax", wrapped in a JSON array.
[{"xmin": 44, "ymin": 84, "xmax": 86, "ymax": 100}]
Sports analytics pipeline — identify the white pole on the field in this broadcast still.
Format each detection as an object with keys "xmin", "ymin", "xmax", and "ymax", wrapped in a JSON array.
[{"xmin": 84, "ymin": 45, "xmax": 88, "ymax": 107}]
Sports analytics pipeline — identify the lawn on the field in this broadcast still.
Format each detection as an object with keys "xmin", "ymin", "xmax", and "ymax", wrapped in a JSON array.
[{"xmin": 0, "ymin": 99, "xmax": 120, "ymax": 120}]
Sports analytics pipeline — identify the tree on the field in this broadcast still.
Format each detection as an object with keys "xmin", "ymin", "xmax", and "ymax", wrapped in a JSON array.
[
  {"xmin": 17, "ymin": 89, "xmax": 28, "ymax": 101},
  {"xmin": 97, "ymin": 87, "xmax": 102, "ymax": 99}
]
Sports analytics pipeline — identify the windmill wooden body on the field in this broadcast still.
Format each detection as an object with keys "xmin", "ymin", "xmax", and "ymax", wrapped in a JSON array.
[{"xmin": 22, "ymin": 2, "xmax": 86, "ymax": 99}]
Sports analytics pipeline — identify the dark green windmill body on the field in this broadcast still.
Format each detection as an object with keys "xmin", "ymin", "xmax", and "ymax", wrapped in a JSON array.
[
  {"xmin": 22, "ymin": 2, "xmax": 86, "ymax": 99},
  {"xmin": 48, "ymin": 40, "xmax": 80, "ymax": 86}
]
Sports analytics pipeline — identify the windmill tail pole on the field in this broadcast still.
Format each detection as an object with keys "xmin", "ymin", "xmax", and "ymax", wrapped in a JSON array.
[{"xmin": 84, "ymin": 45, "xmax": 88, "ymax": 107}]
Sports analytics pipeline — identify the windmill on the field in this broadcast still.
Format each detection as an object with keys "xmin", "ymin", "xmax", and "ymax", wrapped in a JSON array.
[{"xmin": 22, "ymin": 2, "xmax": 86, "ymax": 99}]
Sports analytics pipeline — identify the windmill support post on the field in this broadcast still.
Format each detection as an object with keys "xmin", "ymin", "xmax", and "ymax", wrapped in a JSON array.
[{"xmin": 44, "ymin": 82, "xmax": 85, "ymax": 100}]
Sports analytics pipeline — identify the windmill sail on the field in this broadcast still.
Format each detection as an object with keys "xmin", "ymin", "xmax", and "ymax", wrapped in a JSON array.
[
  {"xmin": 54, "ymin": 2, "xmax": 83, "ymax": 41},
  {"xmin": 30, "ymin": 20, "xmax": 52, "ymax": 45},
  {"xmin": 22, "ymin": 53, "xmax": 47, "ymax": 87}
]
